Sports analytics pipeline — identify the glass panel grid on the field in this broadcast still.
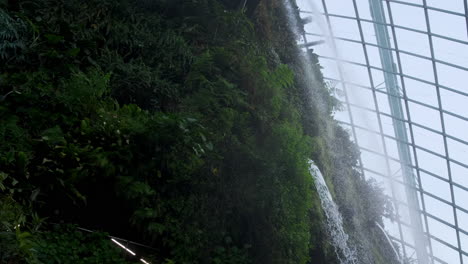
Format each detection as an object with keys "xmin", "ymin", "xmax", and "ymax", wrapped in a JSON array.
[{"xmin": 298, "ymin": 0, "xmax": 468, "ymax": 263}]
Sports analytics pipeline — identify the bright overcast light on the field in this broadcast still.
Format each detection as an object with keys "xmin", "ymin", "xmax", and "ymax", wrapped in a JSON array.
[{"xmin": 296, "ymin": 0, "xmax": 468, "ymax": 263}]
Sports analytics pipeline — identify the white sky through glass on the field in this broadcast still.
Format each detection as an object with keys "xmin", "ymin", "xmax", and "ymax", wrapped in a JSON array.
[{"xmin": 296, "ymin": 0, "xmax": 468, "ymax": 263}]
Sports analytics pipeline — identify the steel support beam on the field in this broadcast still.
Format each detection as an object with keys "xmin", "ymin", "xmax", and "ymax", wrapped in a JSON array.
[{"xmin": 368, "ymin": 0, "xmax": 429, "ymax": 262}]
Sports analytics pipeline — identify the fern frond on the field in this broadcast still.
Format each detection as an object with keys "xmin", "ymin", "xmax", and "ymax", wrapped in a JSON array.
[{"xmin": 0, "ymin": 9, "xmax": 28, "ymax": 61}]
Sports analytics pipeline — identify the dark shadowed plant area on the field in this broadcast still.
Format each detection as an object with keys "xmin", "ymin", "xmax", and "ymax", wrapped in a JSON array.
[{"xmin": 0, "ymin": 0, "xmax": 395, "ymax": 263}]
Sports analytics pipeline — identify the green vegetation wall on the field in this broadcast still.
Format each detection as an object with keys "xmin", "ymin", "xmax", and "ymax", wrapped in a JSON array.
[{"xmin": 0, "ymin": 0, "xmax": 394, "ymax": 263}]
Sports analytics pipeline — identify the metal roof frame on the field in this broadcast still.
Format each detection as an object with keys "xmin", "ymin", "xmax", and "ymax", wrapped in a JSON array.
[{"xmin": 299, "ymin": 0, "xmax": 468, "ymax": 263}]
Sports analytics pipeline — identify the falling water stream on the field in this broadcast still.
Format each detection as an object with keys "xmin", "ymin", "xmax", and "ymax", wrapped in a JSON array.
[
  {"xmin": 280, "ymin": 0, "xmax": 412, "ymax": 262},
  {"xmin": 280, "ymin": 0, "xmax": 359, "ymax": 261},
  {"xmin": 308, "ymin": 160, "xmax": 358, "ymax": 264},
  {"xmin": 281, "ymin": 0, "xmax": 430, "ymax": 262}
]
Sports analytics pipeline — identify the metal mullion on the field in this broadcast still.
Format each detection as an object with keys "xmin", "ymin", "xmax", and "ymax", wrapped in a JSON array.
[
  {"xmin": 411, "ymin": 183, "xmax": 468, "ymax": 218},
  {"xmin": 323, "ymin": 74, "xmax": 468, "ymax": 102},
  {"xmin": 324, "ymin": 76, "xmax": 377, "ymax": 88},
  {"xmin": 344, "ymin": 97, "xmax": 468, "ymax": 171},
  {"xmin": 362, "ymin": 82, "xmax": 468, "ymax": 126},
  {"xmin": 362, "ymin": 167, "xmax": 409, "ymax": 188},
  {"xmin": 392, "ymin": 200, "xmax": 444, "ymax": 227},
  {"xmin": 423, "ymin": 211, "xmax": 468, "ymax": 238},
  {"xmin": 361, "ymin": 170, "xmax": 468, "ymax": 211},
  {"xmin": 319, "ymin": 0, "xmax": 367, "ymax": 177},
  {"xmin": 301, "ymin": 11, "xmax": 468, "ymax": 46},
  {"xmin": 362, "ymin": 166, "xmax": 401, "ymax": 179},
  {"xmin": 315, "ymin": 2, "xmax": 414, "ymax": 259},
  {"xmin": 337, "ymin": 119, "xmax": 392, "ymax": 138},
  {"xmin": 359, "ymin": 145, "xmax": 468, "ymax": 213},
  {"xmin": 313, "ymin": 6, "xmax": 415, "ymax": 257},
  {"xmin": 430, "ymin": 235, "xmax": 468, "ymax": 257},
  {"xmin": 442, "ymin": 109, "xmax": 468, "ymax": 123},
  {"xmin": 348, "ymin": 0, "xmax": 409, "ymax": 236},
  {"xmin": 349, "ymin": 2, "xmax": 409, "ymax": 255},
  {"xmin": 338, "ymin": 120, "xmax": 416, "ymax": 154},
  {"xmin": 339, "ymin": 89, "xmax": 468, "ymax": 145},
  {"xmin": 417, "ymin": 166, "xmax": 468, "ymax": 200},
  {"xmin": 362, "ymin": 167, "xmax": 427, "ymax": 200},
  {"xmin": 412, "ymin": 146, "xmax": 468, "ymax": 173},
  {"xmin": 363, "ymin": 166, "xmax": 468, "ymax": 219},
  {"xmin": 388, "ymin": 234, "xmax": 449, "ymax": 264},
  {"xmin": 398, "ymin": 168, "xmax": 468, "ymax": 216},
  {"xmin": 328, "ymin": 76, "xmax": 468, "ymax": 127},
  {"xmin": 400, "ymin": 118, "xmax": 468, "ymax": 149},
  {"xmin": 410, "ymin": 124, "xmax": 468, "ymax": 149},
  {"xmin": 303, "ymin": 1, "xmax": 468, "ymax": 260},
  {"xmin": 392, "ymin": 201, "xmax": 468, "ymax": 258},
  {"xmin": 306, "ymin": 32, "xmax": 468, "ymax": 72},
  {"xmin": 318, "ymin": 54, "xmax": 372, "ymax": 68},
  {"xmin": 338, "ymin": 119, "xmax": 468, "ymax": 162},
  {"xmin": 306, "ymin": 32, "xmax": 362, "ymax": 43},
  {"xmin": 371, "ymin": 1, "xmax": 430, "ymax": 260},
  {"xmin": 392, "ymin": 75, "xmax": 468, "ymax": 102},
  {"xmin": 338, "ymin": 121, "xmax": 468, "ymax": 193},
  {"xmin": 388, "ymin": 178, "xmax": 468, "ymax": 220},
  {"xmin": 354, "ymin": 152, "xmax": 468, "ymax": 199},
  {"xmin": 419, "ymin": 1, "xmax": 464, "ymax": 262},
  {"xmin": 363, "ymin": 167, "xmax": 444, "ymax": 206},
  {"xmin": 372, "ymin": 170, "xmax": 468, "ymax": 220},
  {"xmin": 324, "ymin": 75, "xmax": 468, "ymax": 109},
  {"xmin": 339, "ymin": 113, "xmax": 445, "ymax": 163},
  {"xmin": 320, "ymin": 55, "xmax": 468, "ymax": 99},
  {"xmin": 464, "ymin": 0, "xmax": 468, "ymax": 40},
  {"xmin": 360, "ymin": 146, "xmax": 409, "ymax": 165},
  {"xmin": 319, "ymin": 0, "xmax": 408, "ymax": 256},
  {"xmin": 383, "ymin": 0, "xmax": 466, "ymax": 17},
  {"xmin": 369, "ymin": 86, "xmax": 468, "ymax": 126},
  {"xmin": 341, "ymin": 119, "xmax": 468, "ymax": 193},
  {"xmin": 346, "ymin": 101, "xmax": 386, "ymax": 114},
  {"xmin": 308, "ymin": 2, "xmax": 468, "ymax": 259},
  {"xmin": 392, "ymin": 192, "xmax": 468, "ymax": 237}
]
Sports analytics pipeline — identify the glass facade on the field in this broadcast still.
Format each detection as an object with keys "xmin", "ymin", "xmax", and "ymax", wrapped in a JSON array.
[{"xmin": 297, "ymin": 0, "xmax": 468, "ymax": 263}]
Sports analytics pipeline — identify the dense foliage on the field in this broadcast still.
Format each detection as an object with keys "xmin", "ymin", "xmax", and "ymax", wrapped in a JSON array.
[{"xmin": 1, "ymin": 0, "xmax": 396, "ymax": 263}]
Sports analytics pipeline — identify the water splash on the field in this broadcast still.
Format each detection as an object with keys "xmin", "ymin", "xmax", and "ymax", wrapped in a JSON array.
[
  {"xmin": 281, "ymin": 0, "xmax": 330, "ymax": 116},
  {"xmin": 281, "ymin": 1, "xmax": 358, "ymax": 261},
  {"xmin": 375, "ymin": 221, "xmax": 404, "ymax": 264},
  {"xmin": 308, "ymin": 160, "xmax": 358, "ymax": 264}
]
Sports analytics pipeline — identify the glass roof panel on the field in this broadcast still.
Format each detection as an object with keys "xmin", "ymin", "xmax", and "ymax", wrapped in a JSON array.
[{"xmin": 297, "ymin": 0, "xmax": 468, "ymax": 262}]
